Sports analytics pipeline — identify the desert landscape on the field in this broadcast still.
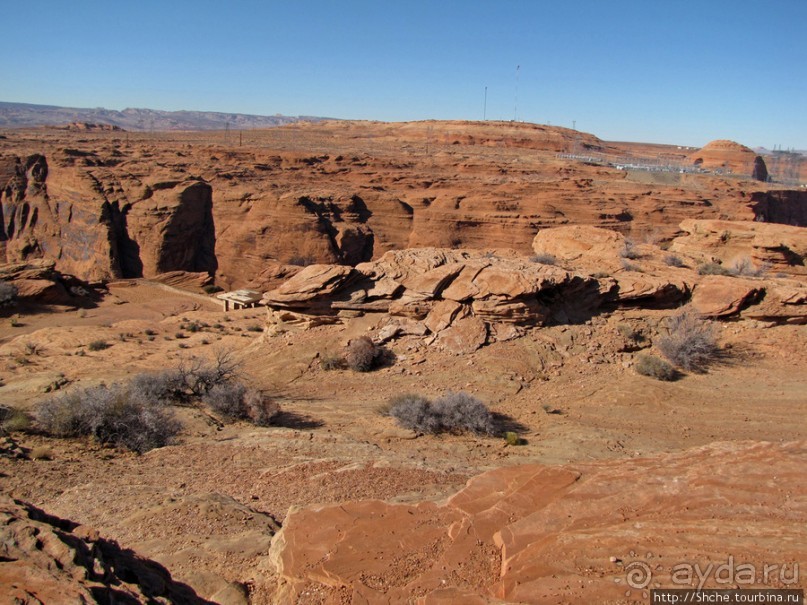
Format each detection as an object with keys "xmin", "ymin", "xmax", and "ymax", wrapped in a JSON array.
[{"xmin": 1, "ymin": 120, "xmax": 805, "ymax": 604}]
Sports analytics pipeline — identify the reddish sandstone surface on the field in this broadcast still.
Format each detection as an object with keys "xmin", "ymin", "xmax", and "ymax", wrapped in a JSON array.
[{"xmin": 272, "ymin": 441, "xmax": 806, "ymax": 604}]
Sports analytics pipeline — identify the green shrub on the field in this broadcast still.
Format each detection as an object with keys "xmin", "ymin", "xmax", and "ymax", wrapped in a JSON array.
[
  {"xmin": 88, "ymin": 340, "xmax": 111, "ymax": 352},
  {"xmin": 203, "ymin": 284, "xmax": 223, "ymax": 294},
  {"xmin": 0, "ymin": 407, "xmax": 33, "ymax": 433},
  {"xmin": 504, "ymin": 431, "xmax": 525, "ymax": 446},
  {"xmin": 635, "ymin": 354, "xmax": 676, "ymax": 381}
]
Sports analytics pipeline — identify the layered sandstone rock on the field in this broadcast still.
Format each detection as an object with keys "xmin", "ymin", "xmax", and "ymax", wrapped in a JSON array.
[
  {"xmin": 262, "ymin": 248, "xmax": 606, "ymax": 352},
  {"xmin": 270, "ymin": 441, "xmax": 807, "ymax": 604},
  {"xmin": 0, "ymin": 496, "xmax": 210, "ymax": 604},
  {"xmin": 669, "ymin": 219, "xmax": 807, "ymax": 276},
  {"xmin": 689, "ymin": 139, "xmax": 757, "ymax": 174},
  {"xmin": 0, "ymin": 153, "xmax": 218, "ymax": 282},
  {"xmin": 3, "ymin": 121, "xmax": 802, "ymax": 289},
  {"xmin": 0, "ymin": 259, "xmax": 94, "ymax": 305}
]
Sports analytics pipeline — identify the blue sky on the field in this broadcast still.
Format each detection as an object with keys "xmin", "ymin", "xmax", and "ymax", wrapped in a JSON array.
[{"xmin": 2, "ymin": 0, "xmax": 805, "ymax": 148}]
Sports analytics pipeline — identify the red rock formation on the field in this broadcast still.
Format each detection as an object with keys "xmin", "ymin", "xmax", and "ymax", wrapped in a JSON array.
[
  {"xmin": 1, "ymin": 122, "xmax": 802, "ymax": 288},
  {"xmin": 270, "ymin": 441, "xmax": 807, "ymax": 604},
  {"xmin": 688, "ymin": 139, "xmax": 757, "ymax": 174},
  {"xmin": 0, "ymin": 496, "xmax": 211, "ymax": 604},
  {"xmin": 670, "ymin": 219, "xmax": 807, "ymax": 276}
]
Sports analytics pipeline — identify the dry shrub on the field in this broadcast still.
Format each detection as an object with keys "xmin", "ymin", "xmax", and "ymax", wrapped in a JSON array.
[
  {"xmin": 243, "ymin": 389, "xmax": 280, "ymax": 427},
  {"xmin": 664, "ymin": 254, "xmax": 685, "ymax": 267},
  {"xmin": 129, "ymin": 371, "xmax": 186, "ymax": 404},
  {"xmin": 432, "ymin": 392, "xmax": 495, "ymax": 435},
  {"xmin": 635, "ymin": 354, "xmax": 676, "ymax": 381},
  {"xmin": 202, "ymin": 382, "xmax": 279, "ymax": 426},
  {"xmin": 0, "ymin": 280, "xmax": 17, "ymax": 306},
  {"xmin": 344, "ymin": 336, "xmax": 380, "ymax": 372},
  {"xmin": 530, "ymin": 253, "xmax": 557, "ymax": 265},
  {"xmin": 35, "ymin": 384, "xmax": 181, "ymax": 453},
  {"xmin": 697, "ymin": 262, "xmax": 732, "ymax": 276},
  {"xmin": 657, "ymin": 310, "xmax": 719, "ymax": 372},
  {"xmin": 320, "ymin": 352, "xmax": 346, "ymax": 371},
  {"xmin": 386, "ymin": 391, "xmax": 495, "ymax": 436},
  {"xmin": 387, "ymin": 393, "xmax": 441, "ymax": 434},
  {"xmin": 620, "ymin": 239, "xmax": 641, "ymax": 259},
  {"xmin": 729, "ymin": 257, "xmax": 767, "ymax": 277},
  {"xmin": 30, "ymin": 446, "xmax": 53, "ymax": 460}
]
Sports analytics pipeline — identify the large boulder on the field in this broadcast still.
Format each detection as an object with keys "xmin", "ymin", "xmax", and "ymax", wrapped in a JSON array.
[
  {"xmin": 691, "ymin": 275, "xmax": 765, "ymax": 317},
  {"xmin": 532, "ymin": 225, "xmax": 625, "ymax": 265},
  {"xmin": 126, "ymin": 180, "xmax": 217, "ymax": 277},
  {"xmin": 741, "ymin": 284, "xmax": 807, "ymax": 324}
]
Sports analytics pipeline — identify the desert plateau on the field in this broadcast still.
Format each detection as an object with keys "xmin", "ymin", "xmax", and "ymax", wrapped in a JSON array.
[{"xmin": 0, "ymin": 119, "xmax": 805, "ymax": 605}]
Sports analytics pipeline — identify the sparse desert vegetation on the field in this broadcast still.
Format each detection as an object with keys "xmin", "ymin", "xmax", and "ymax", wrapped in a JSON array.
[
  {"xmin": 386, "ymin": 391, "xmax": 495, "ymax": 436},
  {"xmin": 635, "ymin": 353, "xmax": 677, "ymax": 381},
  {"xmin": 657, "ymin": 309, "xmax": 720, "ymax": 372},
  {"xmin": 35, "ymin": 383, "xmax": 182, "ymax": 453},
  {"xmin": 344, "ymin": 336, "xmax": 384, "ymax": 372}
]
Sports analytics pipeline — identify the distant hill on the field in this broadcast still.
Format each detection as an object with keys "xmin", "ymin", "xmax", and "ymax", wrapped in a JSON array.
[{"xmin": 0, "ymin": 101, "xmax": 333, "ymax": 131}]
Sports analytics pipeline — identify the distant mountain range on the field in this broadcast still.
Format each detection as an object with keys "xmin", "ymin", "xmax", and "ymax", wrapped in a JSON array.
[{"xmin": 0, "ymin": 101, "xmax": 333, "ymax": 131}]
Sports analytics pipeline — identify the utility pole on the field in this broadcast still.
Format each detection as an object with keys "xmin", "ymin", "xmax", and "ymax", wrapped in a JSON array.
[
  {"xmin": 483, "ymin": 86, "xmax": 487, "ymax": 121},
  {"xmin": 514, "ymin": 65, "xmax": 520, "ymax": 121},
  {"xmin": 572, "ymin": 120, "xmax": 576, "ymax": 131}
]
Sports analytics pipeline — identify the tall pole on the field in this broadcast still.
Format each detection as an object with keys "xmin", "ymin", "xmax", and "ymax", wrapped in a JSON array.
[
  {"xmin": 514, "ymin": 65, "xmax": 520, "ymax": 122},
  {"xmin": 483, "ymin": 86, "xmax": 487, "ymax": 121}
]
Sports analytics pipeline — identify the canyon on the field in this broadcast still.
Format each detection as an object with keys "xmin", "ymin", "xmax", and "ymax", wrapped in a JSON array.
[{"xmin": 0, "ymin": 120, "xmax": 805, "ymax": 604}]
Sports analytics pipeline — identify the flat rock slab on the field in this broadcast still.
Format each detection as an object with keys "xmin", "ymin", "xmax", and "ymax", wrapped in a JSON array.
[{"xmin": 270, "ymin": 441, "xmax": 807, "ymax": 604}]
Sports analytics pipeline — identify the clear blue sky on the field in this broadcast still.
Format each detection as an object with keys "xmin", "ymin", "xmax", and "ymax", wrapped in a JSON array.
[{"xmin": 2, "ymin": 0, "xmax": 805, "ymax": 148}]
